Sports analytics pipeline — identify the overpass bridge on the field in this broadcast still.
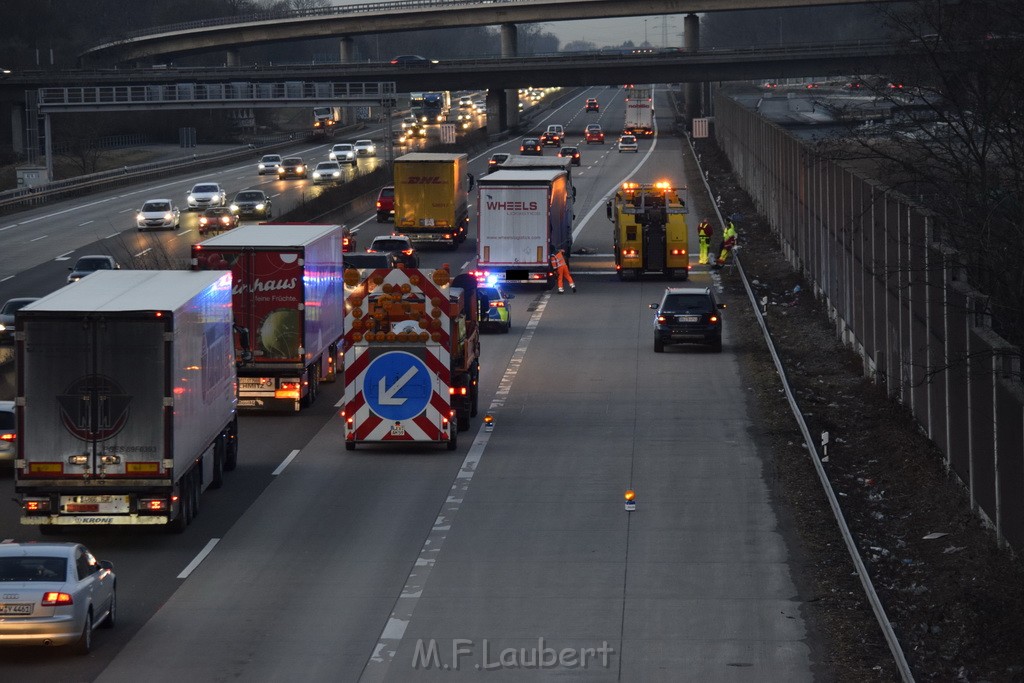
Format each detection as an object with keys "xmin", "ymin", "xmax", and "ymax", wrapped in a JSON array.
[{"xmin": 81, "ymin": 0, "xmax": 896, "ymax": 66}]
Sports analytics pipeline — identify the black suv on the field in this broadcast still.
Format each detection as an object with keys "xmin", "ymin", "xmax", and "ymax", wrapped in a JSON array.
[{"xmin": 650, "ymin": 287, "xmax": 725, "ymax": 352}]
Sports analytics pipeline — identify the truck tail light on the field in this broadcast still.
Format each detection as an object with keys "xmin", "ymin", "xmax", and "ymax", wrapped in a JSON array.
[
  {"xmin": 622, "ymin": 249, "xmax": 638, "ymax": 257},
  {"xmin": 139, "ymin": 498, "xmax": 168, "ymax": 511},
  {"xmin": 42, "ymin": 592, "xmax": 73, "ymax": 606},
  {"xmin": 24, "ymin": 499, "xmax": 50, "ymax": 512},
  {"xmin": 276, "ymin": 383, "xmax": 301, "ymax": 399},
  {"xmin": 449, "ymin": 387, "xmax": 468, "ymax": 396},
  {"xmin": 670, "ymin": 249, "xmax": 686, "ymax": 255}
]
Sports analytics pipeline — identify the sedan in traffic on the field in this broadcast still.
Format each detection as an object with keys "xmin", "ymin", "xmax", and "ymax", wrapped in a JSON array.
[
  {"xmin": 230, "ymin": 190, "xmax": 272, "ymax": 219},
  {"xmin": 0, "ymin": 542, "xmax": 116, "ymax": 654},
  {"xmin": 67, "ymin": 255, "xmax": 119, "ymax": 284},
  {"xmin": 312, "ymin": 161, "xmax": 343, "ymax": 185},
  {"xmin": 558, "ymin": 146, "xmax": 581, "ymax": 166},
  {"xmin": 0, "ymin": 399, "xmax": 14, "ymax": 465},
  {"xmin": 353, "ymin": 139, "xmax": 377, "ymax": 156},
  {"xmin": 198, "ymin": 207, "xmax": 240, "ymax": 235},
  {"xmin": 135, "ymin": 199, "xmax": 180, "ymax": 230},
  {"xmin": 520, "ymin": 138, "xmax": 543, "ymax": 156},
  {"xmin": 257, "ymin": 154, "xmax": 282, "ymax": 175},
  {"xmin": 277, "ymin": 157, "xmax": 307, "ymax": 179},
  {"xmin": 329, "ymin": 144, "xmax": 357, "ymax": 165},
  {"xmin": 187, "ymin": 183, "xmax": 227, "ymax": 210},
  {"xmin": 0, "ymin": 297, "xmax": 38, "ymax": 344}
]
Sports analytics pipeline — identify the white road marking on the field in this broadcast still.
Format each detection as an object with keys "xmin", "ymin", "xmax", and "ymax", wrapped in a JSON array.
[
  {"xmin": 1, "ymin": 224, "xmax": 19, "ymax": 231},
  {"xmin": 29, "ymin": 235, "xmax": 48, "ymax": 242},
  {"xmin": 271, "ymin": 449, "xmax": 301, "ymax": 476},
  {"xmin": 335, "ymin": 397, "xmax": 345, "ymax": 408},
  {"xmin": 55, "ymin": 251, "xmax": 74, "ymax": 261},
  {"xmin": 177, "ymin": 228, "xmax": 194, "ymax": 236},
  {"xmin": 0, "ymin": 276, "xmax": 11, "ymax": 282},
  {"xmin": 106, "ymin": 233, "xmax": 119, "ymax": 239},
  {"xmin": 361, "ymin": 293, "xmax": 551, "ymax": 682},
  {"xmin": 177, "ymin": 538, "xmax": 220, "ymax": 579},
  {"xmin": 118, "ymin": 208, "xmax": 134, "ymax": 214},
  {"xmin": 78, "ymin": 220, "xmax": 94, "ymax": 226},
  {"xmin": 134, "ymin": 248, "xmax": 152, "ymax": 257}
]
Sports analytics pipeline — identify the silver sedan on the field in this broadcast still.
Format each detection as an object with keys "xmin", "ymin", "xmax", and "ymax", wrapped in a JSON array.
[{"xmin": 0, "ymin": 542, "xmax": 116, "ymax": 654}]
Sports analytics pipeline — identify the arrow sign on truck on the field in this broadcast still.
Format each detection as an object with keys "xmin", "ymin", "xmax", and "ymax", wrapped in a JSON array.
[
  {"xmin": 363, "ymin": 351, "xmax": 432, "ymax": 421},
  {"xmin": 379, "ymin": 367, "xmax": 418, "ymax": 405}
]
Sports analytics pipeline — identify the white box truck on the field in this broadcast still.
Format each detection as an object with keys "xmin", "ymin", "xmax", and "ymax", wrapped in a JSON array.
[
  {"xmin": 476, "ymin": 168, "xmax": 573, "ymax": 286},
  {"xmin": 623, "ymin": 85, "xmax": 654, "ymax": 137},
  {"xmin": 15, "ymin": 270, "xmax": 238, "ymax": 532}
]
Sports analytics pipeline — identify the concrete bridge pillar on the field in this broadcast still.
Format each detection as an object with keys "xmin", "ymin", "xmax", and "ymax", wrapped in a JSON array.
[
  {"xmin": 486, "ymin": 88, "xmax": 508, "ymax": 136},
  {"xmin": 683, "ymin": 14, "xmax": 701, "ymax": 121},
  {"xmin": 339, "ymin": 36, "xmax": 354, "ymax": 64},
  {"xmin": 500, "ymin": 24, "xmax": 519, "ymax": 130},
  {"xmin": 225, "ymin": 48, "xmax": 240, "ymax": 67}
]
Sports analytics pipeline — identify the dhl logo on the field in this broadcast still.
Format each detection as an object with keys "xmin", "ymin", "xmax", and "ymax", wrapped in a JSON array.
[{"xmin": 406, "ymin": 176, "xmax": 445, "ymax": 185}]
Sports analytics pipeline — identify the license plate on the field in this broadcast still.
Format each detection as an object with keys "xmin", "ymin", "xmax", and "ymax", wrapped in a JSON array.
[
  {"xmin": 239, "ymin": 378, "xmax": 274, "ymax": 388},
  {"xmin": 390, "ymin": 424, "xmax": 406, "ymax": 436},
  {"xmin": 420, "ymin": 218, "xmax": 435, "ymax": 227},
  {"xmin": 0, "ymin": 604, "xmax": 33, "ymax": 615},
  {"xmin": 78, "ymin": 495, "xmax": 127, "ymax": 505},
  {"xmin": 679, "ymin": 316, "xmax": 700, "ymax": 323}
]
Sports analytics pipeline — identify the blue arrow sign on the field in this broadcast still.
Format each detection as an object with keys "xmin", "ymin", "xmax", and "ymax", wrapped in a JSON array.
[{"xmin": 363, "ymin": 351, "xmax": 433, "ymax": 421}]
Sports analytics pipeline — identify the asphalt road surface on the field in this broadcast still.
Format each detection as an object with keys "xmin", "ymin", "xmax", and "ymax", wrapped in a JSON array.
[{"xmin": 0, "ymin": 88, "xmax": 814, "ymax": 681}]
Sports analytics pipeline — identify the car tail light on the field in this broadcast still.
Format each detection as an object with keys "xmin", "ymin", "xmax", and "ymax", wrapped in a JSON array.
[
  {"xmin": 376, "ymin": 201, "xmax": 382, "ymax": 209},
  {"xmin": 402, "ymin": 249, "xmax": 414, "ymax": 255},
  {"xmin": 657, "ymin": 315, "xmax": 667, "ymax": 324},
  {"xmin": 0, "ymin": 432, "xmax": 14, "ymax": 441},
  {"xmin": 709, "ymin": 315, "xmax": 719, "ymax": 323},
  {"xmin": 490, "ymin": 301, "xmax": 504, "ymax": 308},
  {"xmin": 42, "ymin": 592, "xmax": 73, "ymax": 606}
]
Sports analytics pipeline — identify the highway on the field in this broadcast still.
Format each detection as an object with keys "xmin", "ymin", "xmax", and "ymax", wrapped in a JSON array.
[{"xmin": 0, "ymin": 88, "xmax": 815, "ymax": 680}]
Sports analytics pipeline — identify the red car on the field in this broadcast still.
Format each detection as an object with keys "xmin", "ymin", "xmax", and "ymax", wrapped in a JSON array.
[
  {"xmin": 585, "ymin": 124, "xmax": 605, "ymax": 144},
  {"xmin": 198, "ymin": 207, "xmax": 239, "ymax": 235},
  {"xmin": 375, "ymin": 186, "xmax": 394, "ymax": 223}
]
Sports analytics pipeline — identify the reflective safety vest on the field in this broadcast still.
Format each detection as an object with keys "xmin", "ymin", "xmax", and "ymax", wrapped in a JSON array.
[
  {"xmin": 550, "ymin": 252, "xmax": 567, "ymax": 269},
  {"xmin": 722, "ymin": 223, "xmax": 737, "ymax": 248},
  {"xmin": 698, "ymin": 221, "xmax": 713, "ymax": 238}
]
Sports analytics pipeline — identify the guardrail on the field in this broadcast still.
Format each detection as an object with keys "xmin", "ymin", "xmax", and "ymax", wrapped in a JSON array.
[{"xmin": 0, "ymin": 133, "xmax": 298, "ymax": 215}]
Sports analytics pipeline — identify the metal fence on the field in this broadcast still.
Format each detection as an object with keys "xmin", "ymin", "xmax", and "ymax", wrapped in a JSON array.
[{"xmin": 713, "ymin": 93, "xmax": 1024, "ymax": 549}]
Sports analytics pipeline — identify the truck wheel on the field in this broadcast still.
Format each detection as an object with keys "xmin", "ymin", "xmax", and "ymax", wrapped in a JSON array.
[
  {"xmin": 447, "ymin": 424, "xmax": 458, "ymax": 451},
  {"xmin": 345, "ymin": 441, "xmax": 356, "ymax": 451},
  {"xmin": 210, "ymin": 436, "xmax": 225, "ymax": 489},
  {"xmin": 190, "ymin": 470, "xmax": 201, "ymax": 521},
  {"xmin": 301, "ymin": 364, "xmax": 320, "ymax": 408},
  {"xmin": 168, "ymin": 481, "xmax": 189, "ymax": 533},
  {"xmin": 376, "ymin": 214, "xmax": 385, "ymax": 223},
  {"xmin": 664, "ymin": 269, "xmax": 674, "ymax": 279},
  {"xmin": 224, "ymin": 418, "xmax": 238, "ymax": 471}
]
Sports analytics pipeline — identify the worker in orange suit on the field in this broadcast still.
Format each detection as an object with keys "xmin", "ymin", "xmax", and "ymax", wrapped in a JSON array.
[{"xmin": 550, "ymin": 248, "xmax": 576, "ymax": 294}]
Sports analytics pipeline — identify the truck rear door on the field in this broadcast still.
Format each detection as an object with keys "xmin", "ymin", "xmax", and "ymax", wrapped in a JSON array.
[{"xmin": 20, "ymin": 316, "xmax": 166, "ymax": 479}]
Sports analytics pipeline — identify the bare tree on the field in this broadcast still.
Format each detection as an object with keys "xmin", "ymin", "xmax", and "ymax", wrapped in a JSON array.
[{"xmin": 824, "ymin": 0, "xmax": 1024, "ymax": 346}]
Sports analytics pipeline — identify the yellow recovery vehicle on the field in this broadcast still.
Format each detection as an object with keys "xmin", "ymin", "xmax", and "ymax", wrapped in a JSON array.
[{"xmin": 606, "ymin": 181, "xmax": 690, "ymax": 280}]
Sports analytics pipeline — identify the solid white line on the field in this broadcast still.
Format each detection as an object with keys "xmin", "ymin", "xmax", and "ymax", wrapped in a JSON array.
[
  {"xmin": 0, "ymin": 224, "xmax": 18, "ymax": 231},
  {"xmin": 361, "ymin": 293, "xmax": 551, "ymax": 682},
  {"xmin": 177, "ymin": 538, "xmax": 220, "ymax": 579},
  {"xmin": 0, "ymin": 276, "xmax": 13, "ymax": 282},
  {"xmin": 134, "ymin": 248, "xmax": 152, "ymax": 257},
  {"xmin": 272, "ymin": 449, "xmax": 300, "ymax": 476},
  {"xmin": 29, "ymin": 235, "xmax": 48, "ymax": 242},
  {"xmin": 335, "ymin": 397, "xmax": 345, "ymax": 408},
  {"xmin": 106, "ymin": 233, "xmax": 119, "ymax": 239}
]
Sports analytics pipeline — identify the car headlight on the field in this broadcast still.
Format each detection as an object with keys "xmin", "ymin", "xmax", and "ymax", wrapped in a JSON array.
[
  {"xmin": 164, "ymin": 212, "xmax": 174, "ymax": 221},
  {"xmin": 313, "ymin": 172, "xmax": 321, "ymax": 179},
  {"xmin": 230, "ymin": 204, "xmax": 239, "ymax": 212},
  {"xmin": 0, "ymin": 323, "xmax": 7, "ymax": 332},
  {"xmin": 136, "ymin": 213, "xmax": 144, "ymax": 221},
  {"xmin": 332, "ymin": 171, "xmax": 341, "ymax": 178},
  {"xmin": 255, "ymin": 203, "xmax": 265, "ymax": 211},
  {"xmin": 296, "ymin": 166, "xmax": 304, "ymax": 172},
  {"xmin": 188, "ymin": 195, "xmax": 196, "ymax": 202}
]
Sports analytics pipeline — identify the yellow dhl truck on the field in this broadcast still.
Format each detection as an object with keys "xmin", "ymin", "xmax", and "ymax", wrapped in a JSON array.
[
  {"xmin": 606, "ymin": 181, "xmax": 690, "ymax": 280},
  {"xmin": 393, "ymin": 152, "xmax": 469, "ymax": 249}
]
